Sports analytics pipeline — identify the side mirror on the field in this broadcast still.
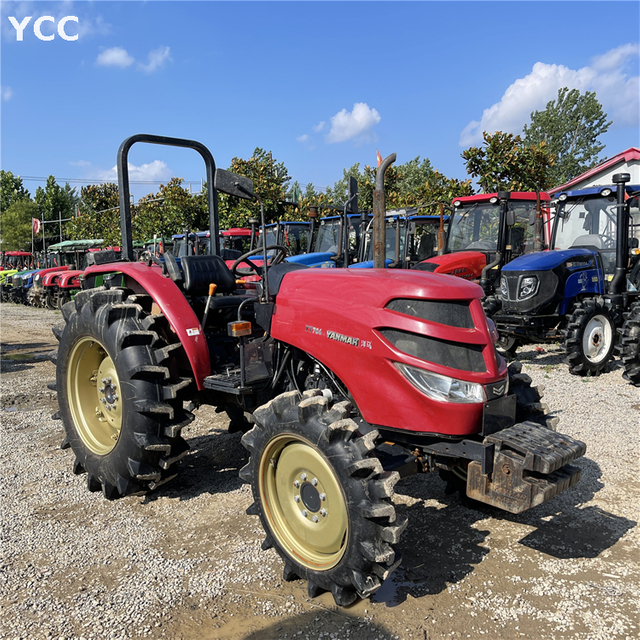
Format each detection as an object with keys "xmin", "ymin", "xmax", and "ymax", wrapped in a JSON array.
[
  {"xmin": 529, "ymin": 211, "xmax": 537, "ymax": 226},
  {"xmin": 505, "ymin": 209, "xmax": 516, "ymax": 227},
  {"xmin": 215, "ymin": 169, "xmax": 254, "ymax": 199},
  {"xmin": 631, "ymin": 238, "xmax": 639, "ymax": 249}
]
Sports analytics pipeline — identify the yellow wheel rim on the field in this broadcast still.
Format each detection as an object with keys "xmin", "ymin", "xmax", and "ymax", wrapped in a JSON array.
[
  {"xmin": 259, "ymin": 434, "xmax": 349, "ymax": 570},
  {"xmin": 67, "ymin": 337, "xmax": 123, "ymax": 456}
]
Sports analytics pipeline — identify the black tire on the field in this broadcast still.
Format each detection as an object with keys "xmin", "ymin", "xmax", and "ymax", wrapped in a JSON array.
[
  {"xmin": 619, "ymin": 300, "xmax": 640, "ymax": 386},
  {"xmin": 57, "ymin": 290, "xmax": 71, "ymax": 310},
  {"xmin": 564, "ymin": 298, "xmax": 616, "ymax": 376},
  {"xmin": 54, "ymin": 287, "xmax": 194, "ymax": 499},
  {"xmin": 483, "ymin": 295, "xmax": 520, "ymax": 357},
  {"xmin": 240, "ymin": 390, "xmax": 406, "ymax": 606},
  {"xmin": 225, "ymin": 404, "xmax": 254, "ymax": 434}
]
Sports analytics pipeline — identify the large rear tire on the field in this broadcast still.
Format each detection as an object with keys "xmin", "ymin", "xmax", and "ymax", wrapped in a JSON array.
[
  {"xmin": 240, "ymin": 390, "xmax": 406, "ymax": 606},
  {"xmin": 619, "ymin": 300, "xmax": 640, "ymax": 386},
  {"xmin": 564, "ymin": 298, "xmax": 616, "ymax": 376},
  {"xmin": 54, "ymin": 287, "xmax": 194, "ymax": 499}
]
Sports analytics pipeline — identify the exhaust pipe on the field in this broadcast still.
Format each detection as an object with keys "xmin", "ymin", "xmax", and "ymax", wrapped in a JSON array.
[{"xmin": 373, "ymin": 153, "xmax": 396, "ymax": 269}]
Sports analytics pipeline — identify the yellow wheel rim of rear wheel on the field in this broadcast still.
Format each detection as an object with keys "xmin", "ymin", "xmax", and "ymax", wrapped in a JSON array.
[
  {"xmin": 259, "ymin": 434, "xmax": 349, "ymax": 571},
  {"xmin": 67, "ymin": 337, "xmax": 123, "ymax": 456}
]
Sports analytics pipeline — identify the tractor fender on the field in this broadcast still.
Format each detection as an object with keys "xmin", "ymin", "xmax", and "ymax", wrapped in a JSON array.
[
  {"xmin": 418, "ymin": 251, "xmax": 487, "ymax": 280},
  {"xmin": 83, "ymin": 262, "xmax": 210, "ymax": 389}
]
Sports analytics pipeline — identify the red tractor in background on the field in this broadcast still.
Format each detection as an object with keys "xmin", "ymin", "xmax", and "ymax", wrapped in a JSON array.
[
  {"xmin": 52, "ymin": 135, "xmax": 586, "ymax": 607},
  {"xmin": 414, "ymin": 191, "xmax": 551, "ymax": 354}
]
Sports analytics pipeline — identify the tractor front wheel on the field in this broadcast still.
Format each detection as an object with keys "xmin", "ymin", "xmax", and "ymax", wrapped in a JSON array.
[
  {"xmin": 564, "ymin": 298, "xmax": 616, "ymax": 376},
  {"xmin": 240, "ymin": 390, "xmax": 406, "ymax": 606},
  {"xmin": 55, "ymin": 287, "xmax": 194, "ymax": 499}
]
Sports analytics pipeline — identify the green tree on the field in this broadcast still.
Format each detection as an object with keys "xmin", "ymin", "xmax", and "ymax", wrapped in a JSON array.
[
  {"xmin": 523, "ymin": 87, "xmax": 611, "ymax": 186},
  {"xmin": 134, "ymin": 178, "xmax": 208, "ymax": 240},
  {"xmin": 0, "ymin": 200, "xmax": 39, "ymax": 250},
  {"xmin": 0, "ymin": 171, "xmax": 31, "ymax": 212},
  {"xmin": 67, "ymin": 183, "xmax": 121, "ymax": 245},
  {"xmin": 218, "ymin": 148, "xmax": 293, "ymax": 228},
  {"xmin": 34, "ymin": 175, "xmax": 79, "ymax": 241},
  {"xmin": 462, "ymin": 131, "xmax": 554, "ymax": 193}
]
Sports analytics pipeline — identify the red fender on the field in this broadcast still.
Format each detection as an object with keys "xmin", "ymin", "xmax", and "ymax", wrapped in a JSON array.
[{"xmin": 83, "ymin": 263, "xmax": 210, "ymax": 389}]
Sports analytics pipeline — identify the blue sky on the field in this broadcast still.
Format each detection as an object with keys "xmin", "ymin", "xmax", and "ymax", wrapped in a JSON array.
[{"xmin": 1, "ymin": 1, "xmax": 639, "ymax": 202}]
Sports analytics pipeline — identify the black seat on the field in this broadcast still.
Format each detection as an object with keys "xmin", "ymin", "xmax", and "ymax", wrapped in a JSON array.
[{"xmin": 180, "ymin": 254, "xmax": 237, "ymax": 295}]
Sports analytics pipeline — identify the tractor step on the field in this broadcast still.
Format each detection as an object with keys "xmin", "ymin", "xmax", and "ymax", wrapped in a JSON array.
[
  {"xmin": 466, "ymin": 422, "xmax": 587, "ymax": 514},
  {"xmin": 203, "ymin": 369, "xmax": 267, "ymax": 395}
]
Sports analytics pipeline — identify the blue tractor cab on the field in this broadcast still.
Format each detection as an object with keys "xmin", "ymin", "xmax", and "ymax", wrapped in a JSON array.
[{"xmin": 491, "ymin": 175, "xmax": 640, "ymax": 376}]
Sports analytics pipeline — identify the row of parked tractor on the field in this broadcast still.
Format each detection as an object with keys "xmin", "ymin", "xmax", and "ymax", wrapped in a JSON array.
[
  {"xmin": 5, "ymin": 174, "xmax": 639, "ymax": 384},
  {"xmin": 41, "ymin": 136, "xmax": 640, "ymax": 608}
]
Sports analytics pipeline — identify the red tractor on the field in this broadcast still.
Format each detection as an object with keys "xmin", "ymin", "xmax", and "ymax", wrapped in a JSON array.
[{"xmin": 52, "ymin": 135, "xmax": 586, "ymax": 606}]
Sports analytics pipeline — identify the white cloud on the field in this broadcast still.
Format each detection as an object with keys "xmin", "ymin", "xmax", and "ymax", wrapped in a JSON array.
[
  {"xmin": 459, "ymin": 43, "xmax": 640, "ymax": 147},
  {"xmin": 137, "ymin": 46, "xmax": 171, "ymax": 74},
  {"xmin": 296, "ymin": 134, "xmax": 309, "ymax": 143},
  {"xmin": 326, "ymin": 103, "xmax": 381, "ymax": 144},
  {"xmin": 2, "ymin": 86, "xmax": 13, "ymax": 101},
  {"xmin": 313, "ymin": 121, "xmax": 325, "ymax": 133},
  {"xmin": 96, "ymin": 46, "xmax": 134, "ymax": 68},
  {"xmin": 97, "ymin": 160, "xmax": 171, "ymax": 183}
]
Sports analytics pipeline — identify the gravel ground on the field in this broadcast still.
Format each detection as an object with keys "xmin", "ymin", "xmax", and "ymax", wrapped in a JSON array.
[{"xmin": 1, "ymin": 302, "xmax": 639, "ymax": 640}]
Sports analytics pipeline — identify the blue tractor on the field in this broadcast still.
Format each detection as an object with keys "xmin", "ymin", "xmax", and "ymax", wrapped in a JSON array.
[{"xmin": 490, "ymin": 173, "xmax": 640, "ymax": 380}]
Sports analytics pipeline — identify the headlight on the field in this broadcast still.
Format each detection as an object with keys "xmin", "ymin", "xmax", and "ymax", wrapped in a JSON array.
[
  {"xmin": 600, "ymin": 188, "xmax": 612, "ymax": 197},
  {"xmin": 518, "ymin": 275, "xmax": 539, "ymax": 300},
  {"xmin": 500, "ymin": 276, "xmax": 509, "ymax": 300},
  {"xmin": 35, "ymin": 275, "xmax": 40, "ymax": 281},
  {"xmin": 395, "ymin": 363, "xmax": 487, "ymax": 403}
]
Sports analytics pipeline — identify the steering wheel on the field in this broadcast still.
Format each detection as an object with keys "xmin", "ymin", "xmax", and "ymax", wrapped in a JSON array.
[
  {"xmin": 601, "ymin": 235, "xmax": 616, "ymax": 249},
  {"xmin": 231, "ymin": 245, "xmax": 288, "ymax": 278}
]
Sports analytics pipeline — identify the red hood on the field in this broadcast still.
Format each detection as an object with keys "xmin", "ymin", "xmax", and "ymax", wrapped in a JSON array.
[{"xmin": 420, "ymin": 251, "xmax": 487, "ymax": 280}]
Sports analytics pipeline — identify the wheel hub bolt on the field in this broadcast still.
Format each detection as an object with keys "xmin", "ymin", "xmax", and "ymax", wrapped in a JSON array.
[
  {"xmin": 300, "ymin": 473, "xmax": 307, "ymax": 481},
  {"xmin": 311, "ymin": 478, "xmax": 318, "ymax": 486},
  {"xmin": 312, "ymin": 515, "xmax": 319, "ymax": 523},
  {"xmin": 98, "ymin": 386, "xmax": 105, "ymax": 393},
  {"xmin": 320, "ymin": 509, "xmax": 327, "ymax": 517},
  {"xmin": 293, "ymin": 480, "xmax": 300, "ymax": 488},
  {"xmin": 301, "ymin": 510, "xmax": 308, "ymax": 518},
  {"xmin": 294, "ymin": 495, "xmax": 300, "ymax": 503},
  {"xmin": 319, "ymin": 493, "xmax": 326, "ymax": 501},
  {"xmin": 100, "ymin": 398, "xmax": 106, "ymax": 404}
]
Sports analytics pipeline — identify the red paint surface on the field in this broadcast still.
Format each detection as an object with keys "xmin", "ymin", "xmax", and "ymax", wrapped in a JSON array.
[{"xmin": 271, "ymin": 269, "xmax": 506, "ymax": 436}]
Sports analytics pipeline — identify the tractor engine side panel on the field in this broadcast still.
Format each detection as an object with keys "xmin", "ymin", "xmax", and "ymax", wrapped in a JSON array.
[
  {"xmin": 420, "ymin": 251, "xmax": 487, "ymax": 280},
  {"xmin": 271, "ymin": 269, "xmax": 506, "ymax": 437}
]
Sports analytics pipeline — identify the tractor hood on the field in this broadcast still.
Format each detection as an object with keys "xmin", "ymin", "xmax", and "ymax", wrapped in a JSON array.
[
  {"xmin": 415, "ymin": 251, "xmax": 487, "ymax": 280},
  {"xmin": 502, "ymin": 248, "xmax": 595, "ymax": 273}
]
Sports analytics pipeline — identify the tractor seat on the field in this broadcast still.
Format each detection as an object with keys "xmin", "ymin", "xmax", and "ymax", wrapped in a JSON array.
[
  {"xmin": 180, "ymin": 254, "xmax": 237, "ymax": 295},
  {"xmin": 571, "ymin": 234, "xmax": 606, "ymax": 250}
]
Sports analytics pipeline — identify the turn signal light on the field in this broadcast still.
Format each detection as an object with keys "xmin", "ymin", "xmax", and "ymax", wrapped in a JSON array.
[{"xmin": 228, "ymin": 321, "xmax": 252, "ymax": 337}]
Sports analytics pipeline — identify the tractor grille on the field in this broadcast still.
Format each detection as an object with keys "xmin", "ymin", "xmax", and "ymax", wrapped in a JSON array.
[
  {"xmin": 380, "ymin": 328, "xmax": 486, "ymax": 372},
  {"xmin": 385, "ymin": 298, "xmax": 474, "ymax": 328},
  {"xmin": 501, "ymin": 271, "xmax": 559, "ymax": 314}
]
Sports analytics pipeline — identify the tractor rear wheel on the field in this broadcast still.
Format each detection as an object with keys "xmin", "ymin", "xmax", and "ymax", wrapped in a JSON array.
[
  {"xmin": 619, "ymin": 300, "xmax": 640, "ymax": 386},
  {"xmin": 240, "ymin": 390, "xmax": 406, "ymax": 606},
  {"xmin": 564, "ymin": 298, "xmax": 616, "ymax": 376},
  {"xmin": 54, "ymin": 287, "xmax": 194, "ymax": 499}
]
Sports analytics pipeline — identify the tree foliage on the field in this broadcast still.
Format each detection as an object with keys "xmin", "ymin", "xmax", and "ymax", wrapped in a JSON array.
[
  {"xmin": 523, "ymin": 87, "xmax": 611, "ymax": 186},
  {"xmin": 34, "ymin": 175, "xmax": 79, "ymax": 241},
  {"xmin": 133, "ymin": 178, "xmax": 208, "ymax": 241},
  {"xmin": 0, "ymin": 171, "xmax": 31, "ymax": 213},
  {"xmin": 462, "ymin": 131, "xmax": 554, "ymax": 193},
  {"xmin": 299, "ymin": 157, "xmax": 473, "ymax": 217},
  {"xmin": 1, "ymin": 200, "xmax": 39, "ymax": 250},
  {"xmin": 66, "ymin": 183, "xmax": 121, "ymax": 245},
  {"xmin": 218, "ymin": 148, "xmax": 293, "ymax": 228}
]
